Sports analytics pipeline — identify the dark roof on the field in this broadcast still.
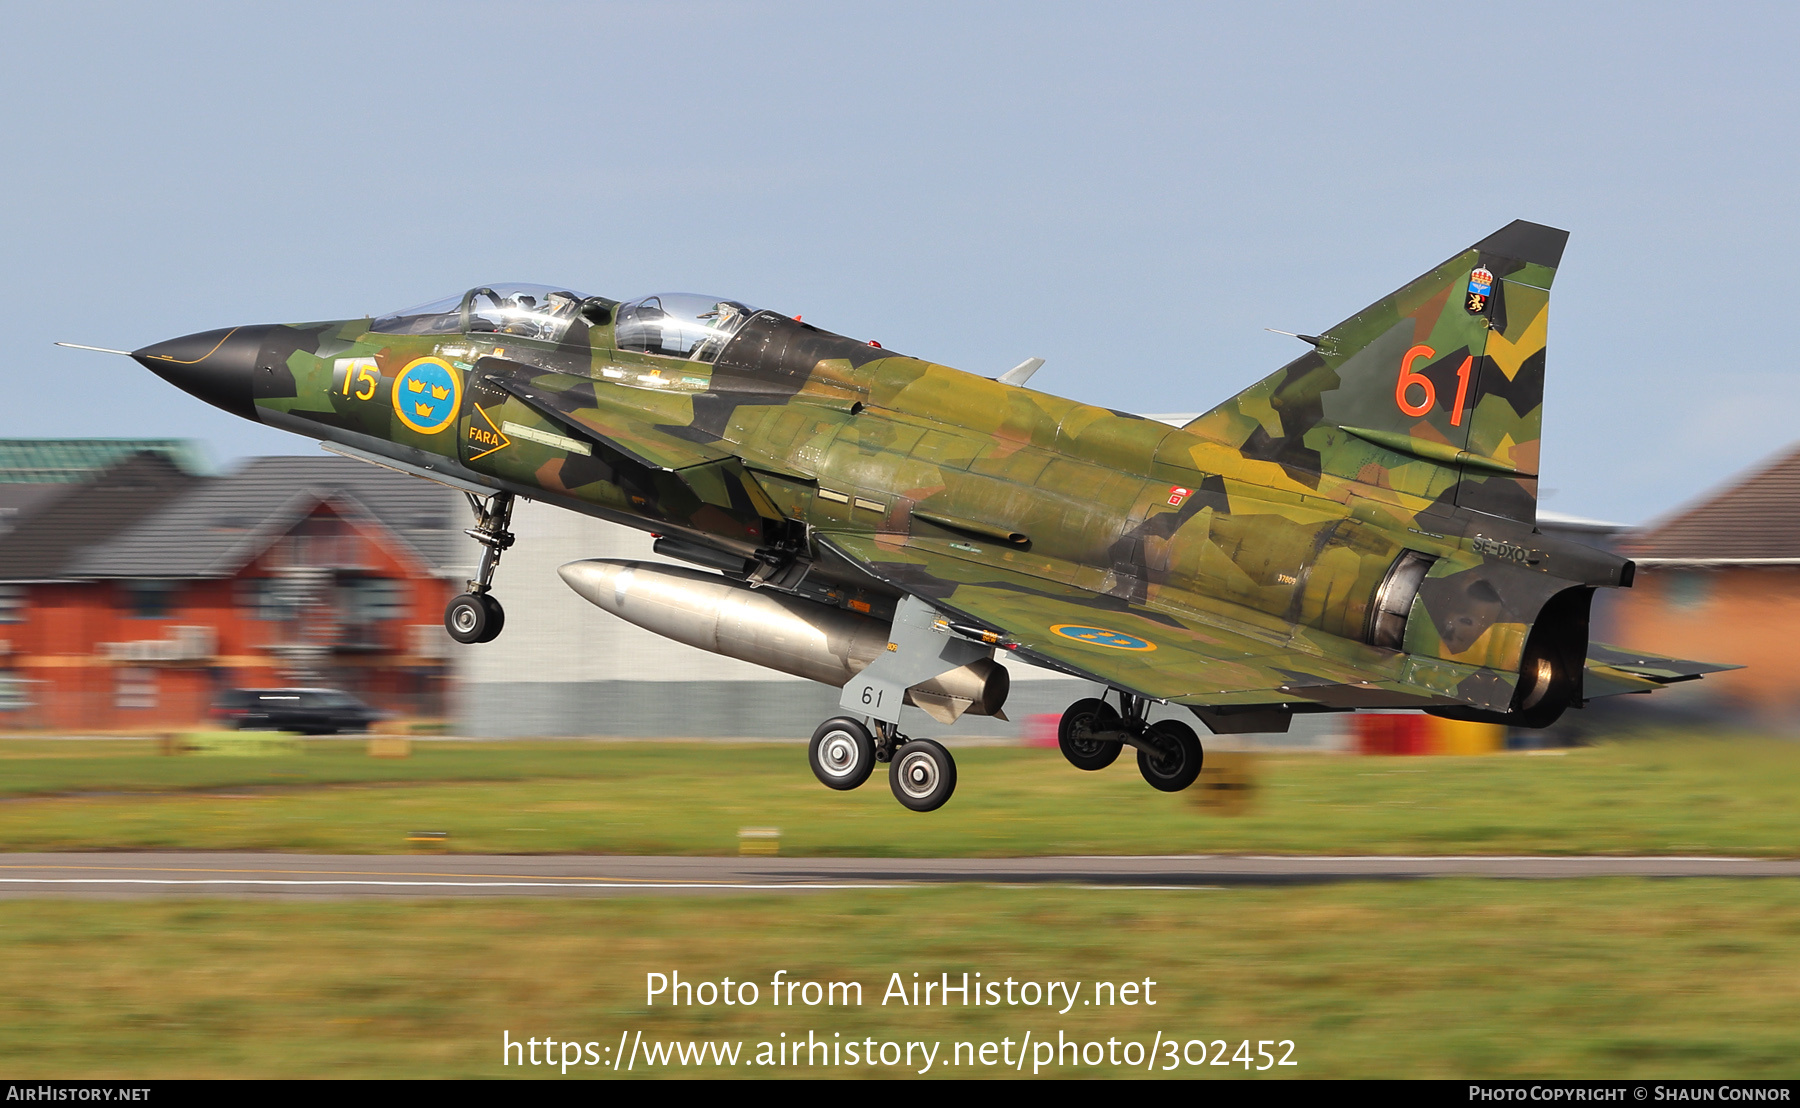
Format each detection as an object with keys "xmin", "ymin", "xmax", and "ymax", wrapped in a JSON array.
[
  {"xmin": 71, "ymin": 455, "xmax": 473, "ymax": 579},
  {"xmin": 0, "ymin": 453, "xmax": 194, "ymax": 581},
  {"xmin": 1623, "ymin": 442, "xmax": 1800, "ymax": 560},
  {"xmin": 0, "ymin": 439, "xmax": 211, "ymax": 483},
  {"xmin": 0, "ymin": 486, "xmax": 68, "ymax": 535}
]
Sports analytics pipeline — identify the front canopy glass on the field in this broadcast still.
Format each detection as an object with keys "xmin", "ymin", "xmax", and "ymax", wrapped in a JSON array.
[
  {"xmin": 370, "ymin": 284, "xmax": 591, "ymax": 342},
  {"xmin": 369, "ymin": 293, "xmax": 462, "ymax": 336}
]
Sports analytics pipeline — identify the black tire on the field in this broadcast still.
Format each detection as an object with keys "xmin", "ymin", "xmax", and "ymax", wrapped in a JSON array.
[
  {"xmin": 1138, "ymin": 718, "xmax": 1204, "ymax": 792},
  {"xmin": 445, "ymin": 593, "xmax": 504, "ymax": 644},
  {"xmin": 1058, "ymin": 697, "xmax": 1123, "ymax": 770},
  {"xmin": 889, "ymin": 739, "xmax": 957, "ymax": 812},
  {"xmin": 808, "ymin": 717, "xmax": 876, "ymax": 791}
]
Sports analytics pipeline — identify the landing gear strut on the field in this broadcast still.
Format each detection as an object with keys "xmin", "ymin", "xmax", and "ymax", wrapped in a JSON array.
[
  {"xmin": 1055, "ymin": 690, "xmax": 1204, "ymax": 792},
  {"xmin": 807, "ymin": 596, "xmax": 981, "ymax": 812},
  {"xmin": 444, "ymin": 491, "xmax": 515, "ymax": 644}
]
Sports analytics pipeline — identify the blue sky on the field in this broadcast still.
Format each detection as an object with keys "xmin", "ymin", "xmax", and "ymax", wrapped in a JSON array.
[{"xmin": 6, "ymin": 1, "xmax": 1796, "ymax": 523}]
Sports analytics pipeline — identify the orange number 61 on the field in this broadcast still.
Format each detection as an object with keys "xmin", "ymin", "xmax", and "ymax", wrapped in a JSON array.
[{"xmin": 1394, "ymin": 345, "xmax": 1473, "ymax": 426}]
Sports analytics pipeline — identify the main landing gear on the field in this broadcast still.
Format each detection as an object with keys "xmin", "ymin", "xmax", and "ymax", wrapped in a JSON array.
[
  {"xmin": 804, "ymin": 596, "xmax": 981, "ymax": 812},
  {"xmin": 807, "ymin": 716, "xmax": 958, "ymax": 812},
  {"xmin": 1057, "ymin": 691, "xmax": 1203, "ymax": 792},
  {"xmin": 444, "ymin": 491, "xmax": 516, "ymax": 645}
]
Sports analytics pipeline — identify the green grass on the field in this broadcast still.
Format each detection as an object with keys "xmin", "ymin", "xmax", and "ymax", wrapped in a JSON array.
[
  {"xmin": 0, "ymin": 732, "xmax": 1795, "ymax": 856},
  {"xmin": 1, "ymin": 880, "xmax": 1796, "ymax": 1078}
]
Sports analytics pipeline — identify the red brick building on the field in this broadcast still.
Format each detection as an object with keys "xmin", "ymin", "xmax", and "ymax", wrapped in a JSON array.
[
  {"xmin": 0, "ymin": 447, "xmax": 470, "ymax": 731},
  {"xmin": 1616, "ymin": 443, "xmax": 1800, "ymax": 727}
]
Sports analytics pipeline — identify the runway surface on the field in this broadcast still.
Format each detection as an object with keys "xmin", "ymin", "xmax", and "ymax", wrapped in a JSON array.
[{"xmin": 0, "ymin": 853, "xmax": 1796, "ymax": 897}]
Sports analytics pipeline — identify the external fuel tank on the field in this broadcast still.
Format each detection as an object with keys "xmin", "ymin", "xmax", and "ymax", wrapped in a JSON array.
[{"xmin": 557, "ymin": 559, "xmax": 1009, "ymax": 722}]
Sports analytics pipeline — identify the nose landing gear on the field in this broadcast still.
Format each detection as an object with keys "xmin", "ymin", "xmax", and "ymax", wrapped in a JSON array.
[{"xmin": 444, "ymin": 491, "xmax": 515, "ymax": 645}]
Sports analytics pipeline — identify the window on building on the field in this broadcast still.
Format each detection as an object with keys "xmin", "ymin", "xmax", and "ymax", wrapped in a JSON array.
[
  {"xmin": 0, "ymin": 672, "xmax": 31, "ymax": 711},
  {"xmin": 236, "ymin": 578, "xmax": 300, "ymax": 621},
  {"xmin": 1666, "ymin": 571, "xmax": 1712, "ymax": 612},
  {"xmin": 279, "ymin": 515, "xmax": 369, "ymax": 571},
  {"xmin": 343, "ymin": 578, "xmax": 406, "ymax": 623},
  {"xmin": 0, "ymin": 585, "xmax": 23, "ymax": 623},
  {"xmin": 115, "ymin": 667, "xmax": 157, "ymax": 710},
  {"xmin": 124, "ymin": 580, "xmax": 180, "ymax": 619}
]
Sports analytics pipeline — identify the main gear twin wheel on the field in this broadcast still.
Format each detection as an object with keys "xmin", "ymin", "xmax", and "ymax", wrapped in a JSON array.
[
  {"xmin": 889, "ymin": 738, "xmax": 957, "ymax": 812},
  {"xmin": 1137, "ymin": 718, "xmax": 1204, "ymax": 792},
  {"xmin": 808, "ymin": 717, "xmax": 876, "ymax": 791},
  {"xmin": 1057, "ymin": 697, "xmax": 1123, "ymax": 770}
]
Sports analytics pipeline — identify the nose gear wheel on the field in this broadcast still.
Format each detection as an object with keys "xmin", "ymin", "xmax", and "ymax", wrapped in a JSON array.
[
  {"xmin": 444, "ymin": 491, "xmax": 515, "ymax": 644},
  {"xmin": 444, "ymin": 592, "xmax": 505, "ymax": 644}
]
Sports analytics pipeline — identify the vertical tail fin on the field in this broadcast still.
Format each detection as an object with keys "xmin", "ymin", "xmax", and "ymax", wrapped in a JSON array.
[{"xmin": 1185, "ymin": 220, "xmax": 1567, "ymax": 523}]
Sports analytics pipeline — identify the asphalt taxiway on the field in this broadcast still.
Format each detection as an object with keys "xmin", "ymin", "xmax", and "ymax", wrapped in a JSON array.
[{"xmin": 0, "ymin": 853, "xmax": 1795, "ymax": 897}]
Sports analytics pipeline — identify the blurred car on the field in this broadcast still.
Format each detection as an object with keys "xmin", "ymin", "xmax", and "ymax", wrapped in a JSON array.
[{"xmin": 211, "ymin": 688, "xmax": 383, "ymax": 735}]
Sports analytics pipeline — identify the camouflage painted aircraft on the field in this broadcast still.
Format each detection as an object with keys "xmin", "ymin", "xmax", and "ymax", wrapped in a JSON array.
[{"xmin": 77, "ymin": 219, "xmax": 1728, "ymax": 811}]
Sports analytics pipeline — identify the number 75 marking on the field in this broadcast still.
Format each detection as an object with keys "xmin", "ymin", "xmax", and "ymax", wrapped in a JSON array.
[{"xmin": 334, "ymin": 357, "xmax": 381, "ymax": 402}]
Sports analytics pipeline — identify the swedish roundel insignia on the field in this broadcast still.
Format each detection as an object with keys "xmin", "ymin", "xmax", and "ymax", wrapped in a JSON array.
[
  {"xmin": 392, "ymin": 357, "xmax": 462, "ymax": 435},
  {"xmin": 1051, "ymin": 624, "xmax": 1157, "ymax": 652}
]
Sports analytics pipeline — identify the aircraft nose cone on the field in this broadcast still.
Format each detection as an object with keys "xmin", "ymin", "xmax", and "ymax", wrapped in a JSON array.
[{"xmin": 132, "ymin": 325, "xmax": 271, "ymax": 421}]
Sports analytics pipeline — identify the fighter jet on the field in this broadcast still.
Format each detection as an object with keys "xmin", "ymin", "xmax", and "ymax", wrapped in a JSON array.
[{"xmin": 78, "ymin": 221, "xmax": 1728, "ymax": 811}]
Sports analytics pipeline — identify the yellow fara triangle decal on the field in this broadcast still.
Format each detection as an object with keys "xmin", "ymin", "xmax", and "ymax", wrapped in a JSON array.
[{"xmin": 467, "ymin": 404, "xmax": 511, "ymax": 462}]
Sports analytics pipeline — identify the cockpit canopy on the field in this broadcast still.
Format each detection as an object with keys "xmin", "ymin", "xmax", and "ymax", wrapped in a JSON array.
[
  {"xmin": 369, "ymin": 286, "xmax": 762, "ymax": 363},
  {"xmin": 370, "ymin": 284, "xmax": 590, "ymax": 343},
  {"xmin": 614, "ymin": 293, "xmax": 760, "ymax": 363}
]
